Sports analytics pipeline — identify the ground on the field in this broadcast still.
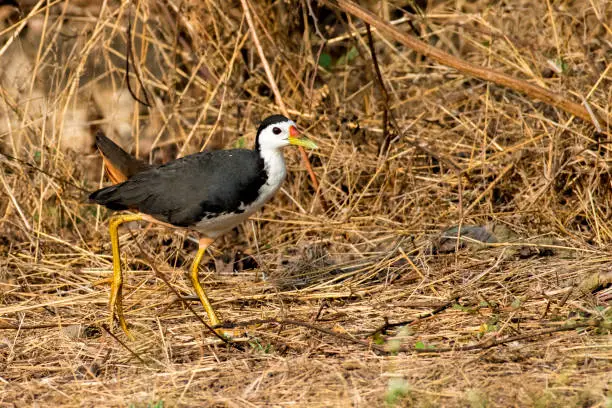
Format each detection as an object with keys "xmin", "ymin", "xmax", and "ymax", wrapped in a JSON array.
[{"xmin": 0, "ymin": 0, "xmax": 610, "ymax": 407}]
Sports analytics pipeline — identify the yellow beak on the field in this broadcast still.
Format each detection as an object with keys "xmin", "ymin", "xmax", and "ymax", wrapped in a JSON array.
[{"xmin": 288, "ymin": 125, "xmax": 318, "ymax": 149}]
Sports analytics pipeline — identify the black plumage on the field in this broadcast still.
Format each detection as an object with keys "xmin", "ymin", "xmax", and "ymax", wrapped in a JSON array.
[
  {"xmin": 88, "ymin": 114, "xmax": 315, "ymax": 337},
  {"xmin": 89, "ymin": 149, "xmax": 267, "ymax": 227}
]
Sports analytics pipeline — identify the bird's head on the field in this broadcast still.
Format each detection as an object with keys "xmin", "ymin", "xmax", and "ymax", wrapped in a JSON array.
[{"xmin": 255, "ymin": 114, "xmax": 317, "ymax": 151}]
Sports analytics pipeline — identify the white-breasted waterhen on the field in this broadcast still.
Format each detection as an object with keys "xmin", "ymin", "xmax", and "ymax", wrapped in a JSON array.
[{"xmin": 90, "ymin": 115, "xmax": 317, "ymax": 338}]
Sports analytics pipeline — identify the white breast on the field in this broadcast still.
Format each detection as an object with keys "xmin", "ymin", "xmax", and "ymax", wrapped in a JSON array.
[{"xmin": 193, "ymin": 147, "xmax": 287, "ymax": 238}]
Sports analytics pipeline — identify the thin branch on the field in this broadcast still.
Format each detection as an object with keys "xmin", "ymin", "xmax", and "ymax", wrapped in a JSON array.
[
  {"xmin": 221, "ymin": 317, "xmax": 607, "ymax": 354},
  {"xmin": 307, "ymin": 41, "xmax": 327, "ymax": 115},
  {"xmin": 2, "ymin": 312, "xmax": 605, "ymax": 355},
  {"xmin": 0, "ymin": 322, "xmax": 79, "ymax": 330},
  {"xmin": 431, "ymin": 319, "xmax": 607, "ymax": 353},
  {"xmin": 219, "ymin": 317, "xmax": 379, "ymax": 351},
  {"xmin": 304, "ymin": 0, "xmax": 325, "ymax": 40},
  {"xmin": 365, "ymin": 24, "xmax": 390, "ymax": 155},
  {"xmin": 0, "ymin": 151, "xmax": 89, "ymax": 193},
  {"xmin": 322, "ymin": 0, "xmax": 608, "ymax": 129},
  {"xmin": 125, "ymin": 0, "xmax": 151, "ymax": 107},
  {"xmin": 101, "ymin": 324, "xmax": 148, "ymax": 365},
  {"xmin": 366, "ymin": 296, "xmax": 460, "ymax": 336}
]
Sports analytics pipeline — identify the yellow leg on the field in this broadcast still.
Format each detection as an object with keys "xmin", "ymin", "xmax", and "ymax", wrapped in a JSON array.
[
  {"xmin": 190, "ymin": 237, "xmax": 221, "ymax": 327},
  {"xmin": 108, "ymin": 214, "xmax": 143, "ymax": 340}
]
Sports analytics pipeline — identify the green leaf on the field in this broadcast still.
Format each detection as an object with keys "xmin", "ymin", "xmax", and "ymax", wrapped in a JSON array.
[
  {"xmin": 373, "ymin": 333, "xmax": 385, "ymax": 345},
  {"xmin": 385, "ymin": 378, "xmax": 410, "ymax": 406},
  {"xmin": 234, "ymin": 136, "xmax": 246, "ymax": 149},
  {"xmin": 318, "ymin": 53, "xmax": 332, "ymax": 69},
  {"xmin": 556, "ymin": 58, "xmax": 569, "ymax": 74},
  {"xmin": 415, "ymin": 341, "xmax": 435, "ymax": 350},
  {"xmin": 511, "ymin": 298, "xmax": 522, "ymax": 309},
  {"xmin": 249, "ymin": 338, "xmax": 273, "ymax": 353},
  {"xmin": 337, "ymin": 46, "xmax": 359, "ymax": 66},
  {"xmin": 453, "ymin": 303, "xmax": 475, "ymax": 313},
  {"xmin": 346, "ymin": 46, "xmax": 358, "ymax": 61}
]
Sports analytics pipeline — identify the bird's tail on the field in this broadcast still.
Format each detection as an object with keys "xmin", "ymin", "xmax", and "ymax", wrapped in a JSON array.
[
  {"xmin": 88, "ymin": 183, "xmax": 129, "ymax": 210},
  {"xmin": 95, "ymin": 130, "xmax": 150, "ymax": 184}
]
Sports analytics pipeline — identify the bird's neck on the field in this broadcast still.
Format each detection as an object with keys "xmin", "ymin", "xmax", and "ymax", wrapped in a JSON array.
[{"xmin": 258, "ymin": 146, "xmax": 287, "ymax": 187}]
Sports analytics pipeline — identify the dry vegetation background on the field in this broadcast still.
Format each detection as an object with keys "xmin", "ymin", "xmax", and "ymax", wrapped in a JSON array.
[{"xmin": 0, "ymin": 0, "xmax": 611, "ymax": 406}]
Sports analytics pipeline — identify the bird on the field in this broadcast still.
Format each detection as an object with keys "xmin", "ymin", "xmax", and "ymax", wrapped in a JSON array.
[{"xmin": 89, "ymin": 114, "xmax": 317, "ymax": 339}]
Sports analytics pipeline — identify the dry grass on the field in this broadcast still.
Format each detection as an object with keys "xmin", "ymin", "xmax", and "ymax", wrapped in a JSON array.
[{"xmin": 1, "ymin": 0, "xmax": 611, "ymax": 406}]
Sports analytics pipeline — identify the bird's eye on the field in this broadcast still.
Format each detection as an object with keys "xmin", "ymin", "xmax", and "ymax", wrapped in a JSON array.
[{"xmin": 272, "ymin": 127, "xmax": 282, "ymax": 135}]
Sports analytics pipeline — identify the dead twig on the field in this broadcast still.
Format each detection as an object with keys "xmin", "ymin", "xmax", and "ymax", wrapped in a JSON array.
[
  {"xmin": 220, "ymin": 317, "xmax": 607, "ymax": 354},
  {"xmin": 101, "ymin": 324, "xmax": 148, "ymax": 365},
  {"xmin": 0, "ymin": 151, "xmax": 89, "ymax": 193},
  {"xmin": 366, "ymin": 296, "xmax": 460, "ymax": 336},
  {"xmin": 218, "ymin": 317, "xmax": 379, "ymax": 351},
  {"xmin": 322, "ymin": 0, "xmax": 608, "ymax": 129},
  {"xmin": 429, "ymin": 319, "xmax": 607, "ymax": 353},
  {"xmin": 0, "ymin": 322, "xmax": 91, "ymax": 330},
  {"xmin": 365, "ymin": 24, "xmax": 390, "ymax": 155},
  {"xmin": 304, "ymin": 0, "xmax": 325, "ymax": 40},
  {"xmin": 125, "ymin": 0, "xmax": 152, "ymax": 107}
]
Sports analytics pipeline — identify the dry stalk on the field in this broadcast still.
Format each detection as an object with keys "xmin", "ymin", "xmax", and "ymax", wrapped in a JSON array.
[{"xmin": 323, "ymin": 0, "xmax": 609, "ymax": 129}]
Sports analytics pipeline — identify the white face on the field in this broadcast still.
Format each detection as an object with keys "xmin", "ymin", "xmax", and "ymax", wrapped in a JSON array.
[{"xmin": 257, "ymin": 120, "xmax": 297, "ymax": 151}]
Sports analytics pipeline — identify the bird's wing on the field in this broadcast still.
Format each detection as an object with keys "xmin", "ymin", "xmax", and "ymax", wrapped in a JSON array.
[{"xmin": 89, "ymin": 149, "xmax": 267, "ymax": 227}]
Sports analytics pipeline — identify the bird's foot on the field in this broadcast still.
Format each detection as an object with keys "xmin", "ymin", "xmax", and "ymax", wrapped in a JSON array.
[{"xmin": 212, "ymin": 321, "xmax": 257, "ymax": 340}]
